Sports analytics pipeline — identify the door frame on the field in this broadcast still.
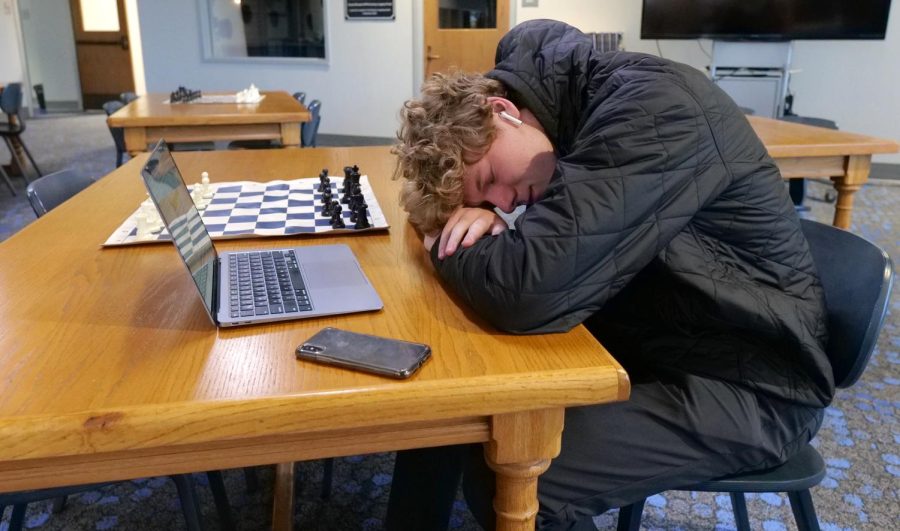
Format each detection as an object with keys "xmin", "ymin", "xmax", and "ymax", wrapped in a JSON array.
[{"xmin": 411, "ymin": 0, "xmax": 517, "ymax": 95}]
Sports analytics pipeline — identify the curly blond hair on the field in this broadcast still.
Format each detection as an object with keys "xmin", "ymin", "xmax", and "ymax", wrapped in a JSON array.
[{"xmin": 393, "ymin": 72, "xmax": 506, "ymax": 235}]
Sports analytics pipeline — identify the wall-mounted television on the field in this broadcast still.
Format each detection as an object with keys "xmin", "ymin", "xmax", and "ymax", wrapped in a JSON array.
[{"xmin": 641, "ymin": 0, "xmax": 893, "ymax": 41}]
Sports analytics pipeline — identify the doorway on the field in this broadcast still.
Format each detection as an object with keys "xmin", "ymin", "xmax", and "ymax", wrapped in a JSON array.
[
  {"xmin": 69, "ymin": 0, "xmax": 136, "ymax": 109},
  {"xmin": 423, "ymin": 0, "xmax": 510, "ymax": 77}
]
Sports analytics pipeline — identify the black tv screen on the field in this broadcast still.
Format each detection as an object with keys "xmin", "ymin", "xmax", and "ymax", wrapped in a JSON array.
[{"xmin": 641, "ymin": 0, "xmax": 893, "ymax": 40}]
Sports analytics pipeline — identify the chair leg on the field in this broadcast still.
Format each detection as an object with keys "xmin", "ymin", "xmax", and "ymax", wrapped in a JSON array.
[
  {"xmin": 3, "ymin": 137, "xmax": 32, "ymax": 183},
  {"xmin": 206, "ymin": 471, "xmax": 236, "ymax": 531},
  {"xmin": 730, "ymin": 492, "xmax": 751, "ymax": 531},
  {"xmin": 616, "ymin": 499, "xmax": 645, "ymax": 531},
  {"xmin": 9, "ymin": 503, "xmax": 27, "ymax": 531},
  {"xmin": 51, "ymin": 495, "xmax": 67, "ymax": 513},
  {"xmin": 243, "ymin": 466, "xmax": 260, "ymax": 493},
  {"xmin": 18, "ymin": 139, "xmax": 42, "ymax": 178},
  {"xmin": 171, "ymin": 474, "xmax": 204, "ymax": 531},
  {"xmin": 116, "ymin": 150, "xmax": 123, "ymax": 168},
  {"xmin": 321, "ymin": 457, "xmax": 334, "ymax": 499},
  {"xmin": 788, "ymin": 490, "xmax": 821, "ymax": 531},
  {"xmin": 0, "ymin": 164, "xmax": 15, "ymax": 195}
]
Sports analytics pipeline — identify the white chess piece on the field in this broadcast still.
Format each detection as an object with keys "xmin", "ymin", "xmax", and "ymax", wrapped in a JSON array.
[
  {"xmin": 201, "ymin": 171, "xmax": 214, "ymax": 199},
  {"xmin": 135, "ymin": 212, "xmax": 152, "ymax": 239}
]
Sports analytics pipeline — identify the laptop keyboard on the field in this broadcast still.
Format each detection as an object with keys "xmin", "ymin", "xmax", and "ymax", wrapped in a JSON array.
[{"xmin": 228, "ymin": 250, "xmax": 311, "ymax": 318}]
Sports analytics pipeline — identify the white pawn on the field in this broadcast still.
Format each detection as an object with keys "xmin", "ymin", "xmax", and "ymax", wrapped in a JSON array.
[
  {"xmin": 201, "ymin": 171, "xmax": 214, "ymax": 199},
  {"xmin": 135, "ymin": 212, "xmax": 153, "ymax": 240}
]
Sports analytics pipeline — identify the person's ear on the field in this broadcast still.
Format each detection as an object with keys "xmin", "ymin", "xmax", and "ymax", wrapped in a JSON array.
[{"xmin": 486, "ymin": 97, "xmax": 522, "ymax": 126}]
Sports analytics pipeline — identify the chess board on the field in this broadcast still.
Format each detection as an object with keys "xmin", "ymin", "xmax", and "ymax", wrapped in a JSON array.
[
  {"xmin": 163, "ymin": 95, "xmax": 266, "ymax": 104},
  {"xmin": 104, "ymin": 175, "xmax": 388, "ymax": 247}
]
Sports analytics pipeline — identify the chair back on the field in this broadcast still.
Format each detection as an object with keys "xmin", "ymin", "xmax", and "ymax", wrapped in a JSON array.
[
  {"xmin": 302, "ymin": 99, "xmax": 321, "ymax": 147},
  {"xmin": 120, "ymin": 91, "xmax": 138, "ymax": 104},
  {"xmin": 292, "ymin": 91, "xmax": 306, "ymax": 105},
  {"xmin": 800, "ymin": 219, "xmax": 894, "ymax": 388},
  {"xmin": 780, "ymin": 115, "xmax": 838, "ymax": 130},
  {"xmin": 26, "ymin": 169, "xmax": 96, "ymax": 217},
  {"xmin": 0, "ymin": 82, "xmax": 23, "ymax": 116},
  {"xmin": 102, "ymin": 100, "xmax": 127, "ymax": 158}
]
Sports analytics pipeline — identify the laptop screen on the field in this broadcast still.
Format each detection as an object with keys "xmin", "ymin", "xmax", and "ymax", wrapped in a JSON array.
[{"xmin": 140, "ymin": 141, "xmax": 218, "ymax": 318}]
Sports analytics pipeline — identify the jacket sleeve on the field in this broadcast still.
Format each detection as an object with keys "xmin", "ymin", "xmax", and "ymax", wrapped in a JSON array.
[{"xmin": 431, "ymin": 76, "xmax": 734, "ymax": 333}]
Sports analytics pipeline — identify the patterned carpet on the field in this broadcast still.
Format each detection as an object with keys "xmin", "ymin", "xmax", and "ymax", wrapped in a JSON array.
[{"xmin": 0, "ymin": 115, "xmax": 897, "ymax": 530}]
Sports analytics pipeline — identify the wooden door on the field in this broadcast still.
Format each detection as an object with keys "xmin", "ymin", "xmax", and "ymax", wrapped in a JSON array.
[
  {"xmin": 424, "ymin": 0, "xmax": 510, "ymax": 77},
  {"xmin": 70, "ymin": 0, "xmax": 135, "ymax": 109}
]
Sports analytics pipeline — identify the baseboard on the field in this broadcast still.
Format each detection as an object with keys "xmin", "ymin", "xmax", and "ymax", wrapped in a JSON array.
[{"xmin": 871, "ymin": 163, "xmax": 900, "ymax": 180}]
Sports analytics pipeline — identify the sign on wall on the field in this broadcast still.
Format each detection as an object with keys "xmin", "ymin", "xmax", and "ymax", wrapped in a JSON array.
[{"xmin": 345, "ymin": 0, "xmax": 394, "ymax": 20}]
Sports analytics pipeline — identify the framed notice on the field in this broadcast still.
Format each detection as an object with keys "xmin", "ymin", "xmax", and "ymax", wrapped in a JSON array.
[{"xmin": 346, "ymin": 0, "xmax": 394, "ymax": 20}]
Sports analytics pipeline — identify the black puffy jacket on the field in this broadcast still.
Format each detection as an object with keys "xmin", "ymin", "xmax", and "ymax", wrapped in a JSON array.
[{"xmin": 431, "ymin": 20, "xmax": 832, "ymax": 408}]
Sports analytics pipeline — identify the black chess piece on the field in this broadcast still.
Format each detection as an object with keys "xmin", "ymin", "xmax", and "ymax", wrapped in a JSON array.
[
  {"xmin": 354, "ymin": 205, "xmax": 371, "ymax": 229},
  {"xmin": 322, "ymin": 187, "xmax": 332, "ymax": 206},
  {"xmin": 321, "ymin": 193, "xmax": 333, "ymax": 217},
  {"xmin": 330, "ymin": 202, "xmax": 345, "ymax": 228}
]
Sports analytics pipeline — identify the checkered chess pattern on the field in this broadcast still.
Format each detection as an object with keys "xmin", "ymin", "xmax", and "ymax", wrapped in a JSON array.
[{"xmin": 104, "ymin": 176, "xmax": 389, "ymax": 246}]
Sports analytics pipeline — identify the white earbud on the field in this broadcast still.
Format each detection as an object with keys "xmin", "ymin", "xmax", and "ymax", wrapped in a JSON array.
[{"xmin": 498, "ymin": 111, "xmax": 523, "ymax": 126}]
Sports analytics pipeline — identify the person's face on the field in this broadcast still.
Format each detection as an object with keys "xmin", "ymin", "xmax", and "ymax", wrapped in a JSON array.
[{"xmin": 462, "ymin": 99, "xmax": 556, "ymax": 213}]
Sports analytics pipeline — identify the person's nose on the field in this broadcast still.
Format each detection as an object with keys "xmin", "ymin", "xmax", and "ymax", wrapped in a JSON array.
[{"xmin": 487, "ymin": 186, "xmax": 515, "ymax": 213}]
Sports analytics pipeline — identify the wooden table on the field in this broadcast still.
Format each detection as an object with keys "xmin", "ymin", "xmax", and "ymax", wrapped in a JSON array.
[
  {"xmin": 748, "ymin": 115, "xmax": 899, "ymax": 229},
  {"xmin": 106, "ymin": 91, "xmax": 311, "ymax": 155},
  {"xmin": 0, "ymin": 147, "xmax": 629, "ymax": 530}
]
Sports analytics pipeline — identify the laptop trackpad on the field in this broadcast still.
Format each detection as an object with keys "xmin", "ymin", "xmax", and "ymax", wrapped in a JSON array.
[{"xmin": 304, "ymin": 260, "xmax": 368, "ymax": 287}]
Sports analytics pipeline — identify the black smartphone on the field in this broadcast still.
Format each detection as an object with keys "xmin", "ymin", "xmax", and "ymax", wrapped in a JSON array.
[{"xmin": 296, "ymin": 327, "xmax": 431, "ymax": 379}]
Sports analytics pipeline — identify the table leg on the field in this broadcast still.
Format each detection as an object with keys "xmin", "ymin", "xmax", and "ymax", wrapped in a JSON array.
[
  {"xmin": 831, "ymin": 155, "xmax": 871, "ymax": 230},
  {"xmin": 281, "ymin": 122, "xmax": 301, "ymax": 148},
  {"xmin": 124, "ymin": 127, "xmax": 148, "ymax": 156},
  {"xmin": 485, "ymin": 408, "xmax": 565, "ymax": 530},
  {"xmin": 271, "ymin": 462, "xmax": 295, "ymax": 531}
]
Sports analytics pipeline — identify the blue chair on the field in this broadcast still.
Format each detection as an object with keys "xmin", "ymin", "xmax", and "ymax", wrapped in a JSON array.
[
  {"xmin": 780, "ymin": 115, "xmax": 839, "ymax": 209},
  {"xmin": 119, "ymin": 91, "xmax": 138, "ymax": 104},
  {"xmin": 617, "ymin": 219, "xmax": 894, "ymax": 531},
  {"xmin": 302, "ymin": 99, "xmax": 321, "ymax": 148},
  {"xmin": 26, "ymin": 169, "xmax": 96, "ymax": 217},
  {"xmin": 0, "ymin": 83, "xmax": 42, "ymax": 180},
  {"xmin": 0, "ymin": 162, "xmax": 14, "ymax": 195},
  {"xmin": 102, "ymin": 100, "xmax": 128, "ymax": 167},
  {"xmin": 292, "ymin": 91, "xmax": 306, "ymax": 105}
]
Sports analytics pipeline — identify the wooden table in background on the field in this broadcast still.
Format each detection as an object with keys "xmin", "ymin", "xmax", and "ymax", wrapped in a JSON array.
[
  {"xmin": 0, "ymin": 147, "xmax": 629, "ymax": 530},
  {"xmin": 748, "ymin": 115, "xmax": 899, "ymax": 229},
  {"xmin": 107, "ymin": 91, "xmax": 311, "ymax": 155}
]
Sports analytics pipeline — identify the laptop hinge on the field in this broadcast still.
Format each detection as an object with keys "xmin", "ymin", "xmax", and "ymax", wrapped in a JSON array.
[{"xmin": 212, "ymin": 257, "xmax": 221, "ymax": 319}]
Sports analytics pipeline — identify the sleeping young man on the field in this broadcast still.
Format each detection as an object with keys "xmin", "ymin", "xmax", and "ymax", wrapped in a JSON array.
[{"xmin": 387, "ymin": 20, "xmax": 831, "ymax": 530}]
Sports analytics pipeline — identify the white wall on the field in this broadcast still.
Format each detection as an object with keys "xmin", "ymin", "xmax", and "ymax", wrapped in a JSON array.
[
  {"xmin": 18, "ymin": 0, "xmax": 80, "ymax": 105},
  {"xmin": 137, "ymin": 0, "xmax": 416, "ymax": 138},
  {"xmin": 0, "ymin": 0, "xmax": 25, "ymax": 84},
  {"xmin": 516, "ymin": 0, "xmax": 900, "ymax": 163}
]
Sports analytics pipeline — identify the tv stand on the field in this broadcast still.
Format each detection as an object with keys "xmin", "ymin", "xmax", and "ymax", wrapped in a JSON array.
[{"xmin": 710, "ymin": 41, "xmax": 793, "ymax": 118}]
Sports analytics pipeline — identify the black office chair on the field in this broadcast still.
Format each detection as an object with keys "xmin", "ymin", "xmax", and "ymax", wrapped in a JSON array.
[
  {"xmin": 0, "ymin": 472, "xmax": 234, "ymax": 531},
  {"xmin": 780, "ymin": 115, "xmax": 839, "ymax": 208},
  {"xmin": 119, "ymin": 91, "xmax": 138, "ymax": 104},
  {"xmin": 26, "ymin": 169, "xmax": 97, "ymax": 217},
  {"xmin": 616, "ymin": 219, "xmax": 894, "ymax": 531},
  {"xmin": 102, "ymin": 100, "xmax": 128, "ymax": 167},
  {"xmin": 302, "ymin": 99, "xmax": 321, "ymax": 148},
  {"xmin": 0, "ymin": 83, "xmax": 42, "ymax": 180}
]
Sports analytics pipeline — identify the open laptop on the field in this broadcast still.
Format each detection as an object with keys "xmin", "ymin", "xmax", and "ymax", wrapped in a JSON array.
[{"xmin": 140, "ymin": 140, "xmax": 383, "ymax": 327}]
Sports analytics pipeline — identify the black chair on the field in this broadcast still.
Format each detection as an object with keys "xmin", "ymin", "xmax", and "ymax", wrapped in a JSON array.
[
  {"xmin": 617, "ymin": 219, "xmax": 894, "ymax": 531},
  {"xmin": 292, "ymin": 91, "xmax": 306, "ymax": 105},
  {"xmin": 26, "ymin": 169, "xmax": 97, "ymax": 217},
  {"xmin": 302, "ymin": 99, "xmax": 321, "ymax": 148},
  {"xmin": 780, "ymin": 115, "xmax": 839, "ymax": 208},
  {"xmin": 119, "ymin": 91, "xmax": 138, "ymax": 104},
  {"xmin": 102, "ymin": 100, "xmax": 128, "ymax": 167},
  {"xmin": 0, "ymin": 472, "xmax": 235, "ymax": 531},
  {"xmin": 0, "ymin": 83, "xmax": 42, "ymax": 180}
]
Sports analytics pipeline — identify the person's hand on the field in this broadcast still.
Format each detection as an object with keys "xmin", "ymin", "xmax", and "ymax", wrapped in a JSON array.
[{"xmin": 437, "ymin": 207, "xmax": 507, "ymax": 259}]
